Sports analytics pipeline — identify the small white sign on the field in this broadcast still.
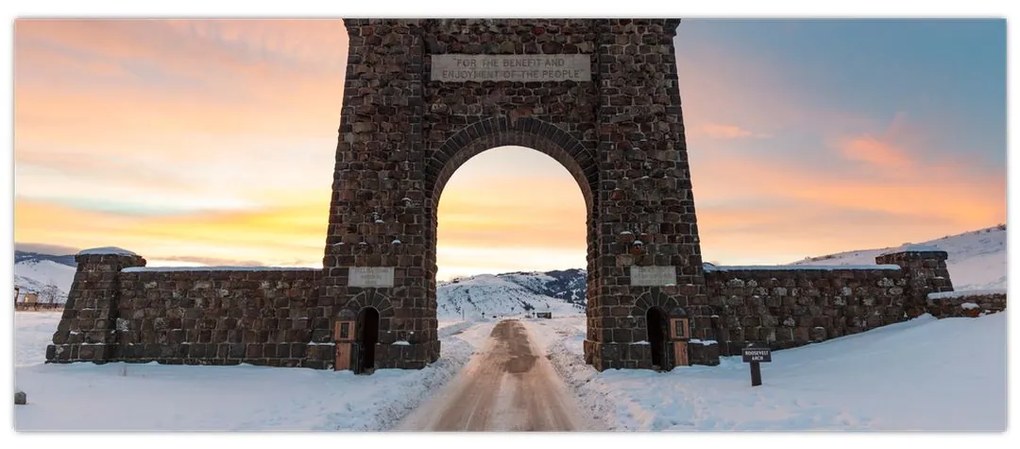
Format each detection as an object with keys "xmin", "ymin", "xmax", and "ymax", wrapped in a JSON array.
[
  {"xmin": 348, "ymin": 267, "xmax": 395, "ymax": 288},
  {"xmin": 630, "ymin": 266, "xmax": 677, "ymax": 286},
  {"xmin": 431, "ymin": 54, "xmax": 592, "ymax": 82}
]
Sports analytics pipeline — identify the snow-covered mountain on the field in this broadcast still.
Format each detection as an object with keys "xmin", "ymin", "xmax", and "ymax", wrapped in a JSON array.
[
  {"xmin": 792, "ymin": 224, "xmax": 1006, "ymax": 291},
  {"xmin": 437, "ymin": 269, "xmax": 586, "ymax": 320},
  {"xmin": 13, "ymin": 252, "xmax": 77, "ymax": 303}
]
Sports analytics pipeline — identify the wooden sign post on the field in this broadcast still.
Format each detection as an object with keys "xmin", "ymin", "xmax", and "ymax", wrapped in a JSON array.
[{"xmin": 741, "ymin": 347, "xmax": 772, "ymax": 387}]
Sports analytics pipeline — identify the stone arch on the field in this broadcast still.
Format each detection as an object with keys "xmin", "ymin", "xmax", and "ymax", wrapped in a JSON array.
[
  {"xmin": 631, "ymin": 290, "xmax": 680, "ymax": 318},
  {"xmin": 428, "ymin": 116, "xmax": 597, "ymax": 210},
  {"xmin": 343, "ymin": 290, "xmax": 395, "ymax": 319}
]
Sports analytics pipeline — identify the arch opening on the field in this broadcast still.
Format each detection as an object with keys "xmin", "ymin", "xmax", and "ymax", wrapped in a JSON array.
[
  {"xmin": 646, "ymin": 306, "xmax": 669, "ymax": 370},
  {"xmin": 425, "ymin": 117, "xmax": 600, "ymax": 366},
  {"xmin": 356, "ymin": 307, "xmax": 380, "ymax": 374},
  {"xmin": 436, "ymin": 146, "xmax": 588, "ymax": 282}
]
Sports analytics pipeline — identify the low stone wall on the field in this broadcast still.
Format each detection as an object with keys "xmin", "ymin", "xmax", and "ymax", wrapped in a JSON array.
[
  {"xmin": 49, "ymin": 248, "xmax": 958, "ymax": 370},
  {"xmin": 113, "ymin": 267, "xmax": 324, "ymax": 367},
  {"xmin": 702, "ymin": 249, "xmax": 954, "ymax": 356},
  {"xmin": 47, "ymin": 252, "xmax": 334, "ymax": 368},
  {"xmin": 704, "ymin": 265, "xmax": 907, "ymax": 356},
  {"xmin": 926, "ymin": 289, "xmax": 1007, "ymax": 318}
]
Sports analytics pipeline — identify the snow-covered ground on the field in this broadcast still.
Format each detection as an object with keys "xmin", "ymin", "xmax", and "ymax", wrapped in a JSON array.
[
  {"xmin": 14, "ymin": 312, "xmax": 486, "ymax": 431},
  {"xmin": 13, "ymin": 259, "xmax": 76, "ymax": 301},
  {"xmin": 794, "ymin": 225, "xmax": 1006, "ymax": 291},
  {"xmin": 527, "ymin": 311, "xmax": 1006, "ymax": 431},
  {"xmin": 12, "ymin": 225, "xmax": 1007, "ymax": 431}
]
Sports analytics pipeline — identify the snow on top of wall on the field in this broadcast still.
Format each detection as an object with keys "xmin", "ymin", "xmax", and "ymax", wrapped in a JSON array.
[
  {"xmin": 879, "ymin": 243, "xmax": 943, "ymax": 256},
  {"xmin": 122, "ymin": 266, "xmax": 318, "ymax": 273},
  {"xmin": 78, "ymin": 247, "xmax": 138, "ymax": 256},
  {"xmin": 704, "ymin": 264, "xmax": 901, "ymax": 272},
  {"xmin": 927, "ymin": 288, "xmax": 1007, "ymax": 300}
]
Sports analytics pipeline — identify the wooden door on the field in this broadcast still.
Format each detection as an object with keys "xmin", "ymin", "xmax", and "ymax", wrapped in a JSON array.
[
  {"xmin": 335, "ymin": 343, "xmax": 351, "ymax": 371},
  {"xmin": 673, "ymin": 341, "xmax": 689, "ymax": 367}
]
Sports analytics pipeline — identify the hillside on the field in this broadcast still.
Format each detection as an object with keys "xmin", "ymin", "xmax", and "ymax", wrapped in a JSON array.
[
  {"xmin": 437, "ymin": 269, "xmax": 586, "ymax": 320},
  {"xmin": 13, "ymin": 254, "xmax": 77, "ymax": 303},
  {"xmin": 792, "ymin": 225, "xmax": 1006, "ymax": 291}
]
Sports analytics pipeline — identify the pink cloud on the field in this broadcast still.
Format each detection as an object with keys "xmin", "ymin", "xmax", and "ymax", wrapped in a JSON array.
[
  {"xmin": 839, "ymin": 136, "xmax": 914, "ymax": 169},
  {"xmin": 695, "ymin": 122, "xmax": 768, "ymax": 140}
]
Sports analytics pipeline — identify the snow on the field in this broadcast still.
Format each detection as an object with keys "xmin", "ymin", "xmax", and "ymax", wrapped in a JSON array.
[
  {"xmin": 12, "ymin": 225, "xmax": 1007, "ymax": 431},
  {"xmin": 960, "ymin": 302, "xmax": 980, "ymax": 310},
  {"xmin": 794, "ymin": 225, "xmax": 1006, "ymax": 291},
  {"xmin": 705, "ymin": 264, "xmax": 901, "ymax": 272},
  {"xmin": 122, "ymin": 266, "xmax": 318, "ymax": 272},
  {"xmin": 13, "ymin": 314, "xmax": 483, "ymax": 430},
  {"xmin": 13, "ymin": 259, "xmax": 77, "ymax": 301},
  {"xmin": 436, "ymin": 272, "xmax": 583, "ymax": 321},
  {"xmin": 879, "ymin": 243, "xmax": 942, "ymax": 255},
  {"xmin": 529, "ymin": 313, "xmax": 1005, "ymax": 431},
  {"xmin": 78, "ymin": 246, "xmax": 137, "ymax": 256},
  {"xmin": 928, "ymin": 288, "xmax": 1007, "ymax": 300}
]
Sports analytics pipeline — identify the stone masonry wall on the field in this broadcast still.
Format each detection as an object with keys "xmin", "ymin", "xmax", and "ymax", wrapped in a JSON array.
[
  {"xmin": 48, "ymin": 253, "xmax": 332, "ymax": 369},
  {"xmin": 926, "ymin": 290, "xmax": 1007, "ymax": 318},
  {"xmin": 48, "ymin": 252, "xmax": 146, "ymax": 363},
  {"xmin": 114, "ymin": 268, "xmax": 325, "ymax": 368},
  {"xmin": 703, "ymin": 250, "xmax": 954, "ymax": 356}
]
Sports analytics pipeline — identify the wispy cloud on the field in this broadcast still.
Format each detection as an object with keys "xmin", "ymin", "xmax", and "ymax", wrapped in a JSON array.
[{"xmin": 695, "ymin": 122, "xmax": 770, "ymax": 140}]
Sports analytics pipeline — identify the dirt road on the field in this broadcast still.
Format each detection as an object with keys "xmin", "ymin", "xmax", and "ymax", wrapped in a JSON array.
[{"xmin": 398, "ymin": 320, "xmax": 587, "ymax": 431}]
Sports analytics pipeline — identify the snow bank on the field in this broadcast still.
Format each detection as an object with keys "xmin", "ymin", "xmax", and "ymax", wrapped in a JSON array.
[
  {"xmin": 529, "ymin": 314, "xmax": 1005, "ymax": 431},
  {"xmin": 78, "ymin": 247, "xmax": 137, "ymax": 256},
  {"xmin": 14, "ymin": 312, "xmax": 479, "ymax": 431}
]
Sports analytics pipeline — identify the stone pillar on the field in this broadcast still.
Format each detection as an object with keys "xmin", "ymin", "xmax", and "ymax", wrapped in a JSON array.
[
  {"xmin": 47, "ymin": 249, "xmax": 146, "ymax": 363},
  {"xmin": 875, "ymin": 248, "xmax": 954, "ymax": 318},
  {"xmin": 321, "ymin": 19, "xmax": 439, "ymax": 369},
  {"xmin": 586, "ymin": 19, "xmax": 716, "ymax": 369}
]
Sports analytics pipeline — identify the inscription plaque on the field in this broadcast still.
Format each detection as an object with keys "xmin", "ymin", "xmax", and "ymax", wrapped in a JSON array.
[
  {"xmin": 348, "ymin": 267, "xmax": 395, "ymax": 288},
  {"xmin": 431, "ymin": 54, "xmax": 592, "ymax": 82},
  {"xmin": 630, "ymin": 266, "xmax": 677, "ymax": 286}
]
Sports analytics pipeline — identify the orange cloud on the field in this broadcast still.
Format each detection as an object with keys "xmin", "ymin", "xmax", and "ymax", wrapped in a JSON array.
[
  {"xmin": 695, "ymin": 122, "xmax": 767, "ymax": 140},
  {"xmin": 839, "ymin": 136, "xmax": 914, "ymax": 169}
]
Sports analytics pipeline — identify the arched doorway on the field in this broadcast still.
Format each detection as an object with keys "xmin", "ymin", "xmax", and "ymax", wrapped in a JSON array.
[
  {"xmin": 356, "ymin": 307, "xmax": 380, "ymax": 374},
  {"xmin": 646, "ymin": 307, "xmax": 669, "ymax": 370}
]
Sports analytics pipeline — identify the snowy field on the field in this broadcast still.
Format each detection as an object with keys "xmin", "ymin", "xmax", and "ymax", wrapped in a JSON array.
[
  {"xmin": 14, "ymin": 312, "xmax": 492, "ymax": 431},
  {"xmin": 528, "ymin": 312, "xmax": 1006, "ymax": 431},
  {"xmin": 12, "ymin": 225, "xmax": 1008, "ymax": 431},
  {"xmin": 16, "ymin": 308, "xmax": 1005, "ymax": 431}
]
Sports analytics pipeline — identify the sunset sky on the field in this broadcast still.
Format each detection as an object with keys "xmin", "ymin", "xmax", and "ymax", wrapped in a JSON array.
[{"xmin": 12, "ymin": 19, "xmax": 1006, "ymax": 280}]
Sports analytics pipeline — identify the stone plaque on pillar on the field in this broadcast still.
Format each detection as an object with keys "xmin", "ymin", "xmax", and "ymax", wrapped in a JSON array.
[
  {"xmin": 431, "ymin": 54, "xmax": 592, "ymax": 82},
  {"xmin": 630, "ymin": 266, "xmax": 677, "ymax": 286},
  {"xmin": 348, "ymin": 267, "xmax": 395, "ymax": 288}
]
